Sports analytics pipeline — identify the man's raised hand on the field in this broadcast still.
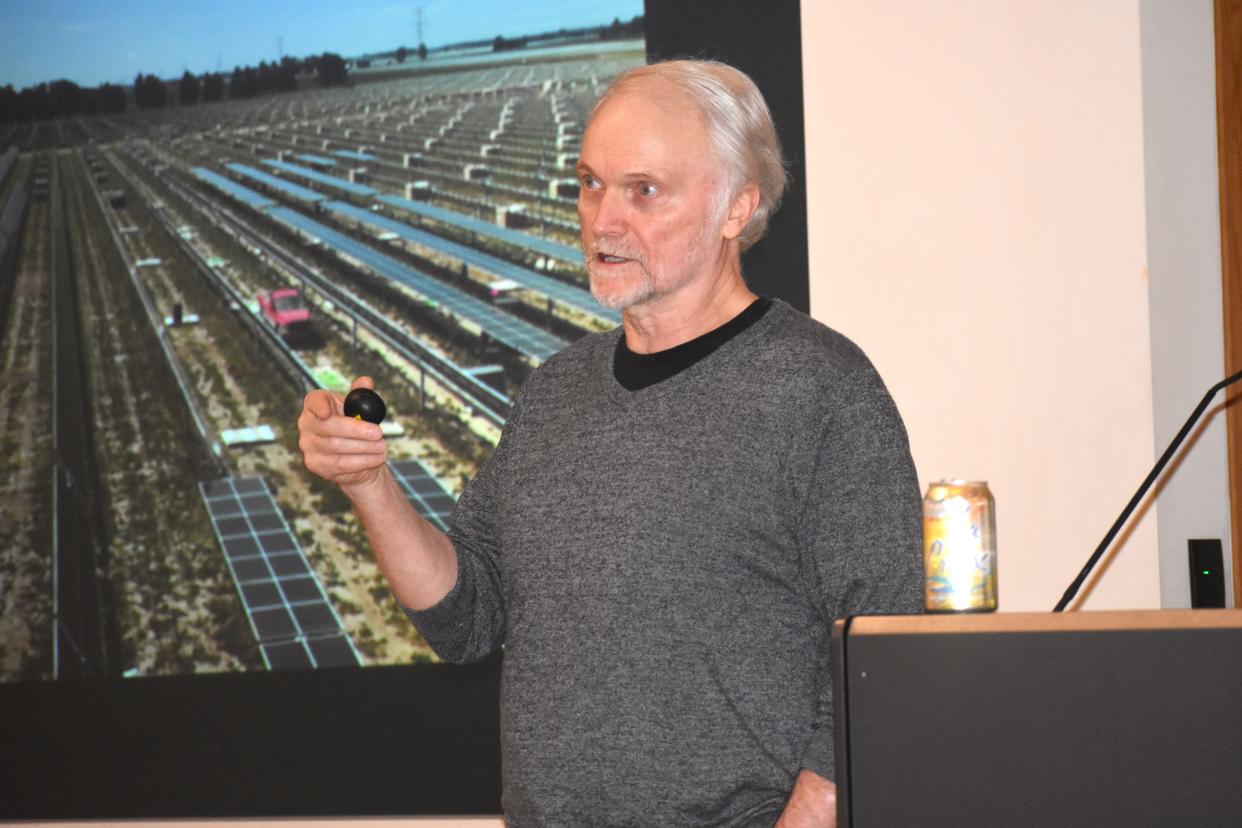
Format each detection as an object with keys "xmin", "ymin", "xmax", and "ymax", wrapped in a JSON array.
[{"xmin": 297, "ymin": 376, "xmax": 388, "ymax": 492}]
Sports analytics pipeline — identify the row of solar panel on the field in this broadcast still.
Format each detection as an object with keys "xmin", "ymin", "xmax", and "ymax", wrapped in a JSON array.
[
  {"xmin": 377, "ymin": 192, "xmax": 581, "ymax": 266},
  {"xmin": 254, "ymin": 157, "xmax": 582, "ymax": 264},
  {"xmin": 200, "ymin": 477, "xmax": 361, "ymax": 670},
  {"xmin": 268, "ymin": 205, "xmax": 567, "ymax": 362},
  {"xmin": 192, "ymin": 167, "xmax": 276, "ymax": 210},
  {"xmin": 199, "ymin": 460, "xmax": 458, "ymax": 671},
  {"xmin": 287, "ymin": 150, "xmax": 378, "ymax": 165},
  {"xmin": 263, "ymin": 158, "xmax": 377, "ymax": 197},
  {"xmin": 390, "ymin": 458, "xmax": 456, "ymax": 532},
  {"xmin": 227, "ymin": 162, "xmax": 323, "ymax": 204},
  {"xmin": 323, "ymin": 199, "xmax": 618, "ymax": 324}
]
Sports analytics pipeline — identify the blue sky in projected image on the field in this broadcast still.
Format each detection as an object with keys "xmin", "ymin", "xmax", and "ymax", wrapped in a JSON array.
[{"xmin": 0, "ymin": 0, "xmax": 644, "ymax": 89}]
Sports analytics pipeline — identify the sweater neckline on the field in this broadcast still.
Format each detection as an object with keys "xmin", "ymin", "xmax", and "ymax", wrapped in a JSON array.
[
  {"xmin": 596, "ymin": 298, "xmax": 791, "ymax": 408},
  {"xmin": 612, "ymin": 297, "xmax": 774, "ymax": 391}
]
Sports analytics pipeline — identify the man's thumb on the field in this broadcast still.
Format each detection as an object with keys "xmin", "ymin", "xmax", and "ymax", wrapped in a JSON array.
[{"xmin": 304, "ymin": 389, "xmax": 338, "ymax": 419}]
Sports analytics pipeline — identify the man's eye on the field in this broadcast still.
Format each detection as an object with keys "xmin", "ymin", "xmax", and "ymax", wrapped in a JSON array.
[
  {"xmin": 637, "ymin": 182, "xmax": 658, "ymax": 198},
  {"xmin": 581, "ymin": 175, "xmax": 600, "ymax": 190}
]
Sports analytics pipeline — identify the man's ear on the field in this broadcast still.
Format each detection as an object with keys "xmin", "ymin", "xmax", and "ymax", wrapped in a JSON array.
[{"xmin": 722, "ymin": 183, "xmax": 760, "ymax": 241}]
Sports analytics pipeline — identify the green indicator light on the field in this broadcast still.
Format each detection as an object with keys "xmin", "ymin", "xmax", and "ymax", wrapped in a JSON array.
[{"xmin": 1203, "ymin": 569, "xmax": 1211, "ymax": 575}]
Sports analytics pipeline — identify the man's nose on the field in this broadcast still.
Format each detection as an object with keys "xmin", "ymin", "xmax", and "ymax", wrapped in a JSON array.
[{"xmin": 588, "ymin": 188, "xmax": 626, "ymax": 238}]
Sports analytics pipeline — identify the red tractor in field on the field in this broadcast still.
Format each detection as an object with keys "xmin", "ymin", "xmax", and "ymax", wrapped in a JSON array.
[{"xmin": 257, "ymin": 287, "xmax": 312, "ymax": 340}]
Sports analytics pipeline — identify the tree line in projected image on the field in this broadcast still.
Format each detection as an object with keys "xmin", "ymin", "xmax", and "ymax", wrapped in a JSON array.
[
  {"xmin": 0, "ymin": 6, "xmax": 643, "ymax": 684},
  {"xmin": 0, "ymin": 55, "xmax": 351, "ymax": 121},
  {"xmin": 0, "ymin": 16, "xmax": 644, "ymax": 123}
]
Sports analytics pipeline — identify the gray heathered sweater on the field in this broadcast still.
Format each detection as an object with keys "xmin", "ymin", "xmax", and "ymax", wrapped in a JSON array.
[{"xmin": 407, "ymin": 299, "xmax": 923, "ymax": 827}]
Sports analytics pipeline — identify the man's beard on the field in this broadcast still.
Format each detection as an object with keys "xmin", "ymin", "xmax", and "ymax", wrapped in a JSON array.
[
  {"xmin": 583, "ymin": 217, "xmax": 720, "ymax": 312},
  {"xmin": 584, "ymin": 238, "xmax": 656, "ymax": 310}
]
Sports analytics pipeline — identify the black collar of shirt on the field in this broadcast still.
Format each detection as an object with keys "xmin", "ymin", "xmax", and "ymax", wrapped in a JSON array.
[{"xmin": 612, "ymin": 297, "xmax": 774, "ymax": 391}]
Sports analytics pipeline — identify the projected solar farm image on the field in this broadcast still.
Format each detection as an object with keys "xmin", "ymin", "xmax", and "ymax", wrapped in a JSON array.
[{"xmin": 0, "ymin": 28, "xmax": 643, "ymax": 681}]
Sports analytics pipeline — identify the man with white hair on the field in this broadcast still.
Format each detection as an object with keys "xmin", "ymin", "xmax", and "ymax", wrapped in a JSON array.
[{"xmin": 299, "ymin": 60, "xmax": 921, "ymax": 827}]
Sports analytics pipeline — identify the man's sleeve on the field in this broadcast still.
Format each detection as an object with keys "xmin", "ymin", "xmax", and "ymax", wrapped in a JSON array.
[
  {"xmin": 795, "ymin": 366, "xmax": 924, "ymax": 780},
  {"xmin": 402, "ymin": 400, "xmax": 520, "ymax": 664}
]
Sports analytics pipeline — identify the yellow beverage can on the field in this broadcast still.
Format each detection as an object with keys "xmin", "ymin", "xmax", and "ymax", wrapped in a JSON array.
[{"xmin": 923, "ymin": 480, "xmax": 997, "ymax": 612}]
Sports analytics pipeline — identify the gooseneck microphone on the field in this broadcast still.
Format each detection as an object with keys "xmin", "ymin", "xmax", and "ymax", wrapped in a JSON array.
[{"xmin": 1054, "ymin": 368, "xmax": 1242, "ymax": 612}]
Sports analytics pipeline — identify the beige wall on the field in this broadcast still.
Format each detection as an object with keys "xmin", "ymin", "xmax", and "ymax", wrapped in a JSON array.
[{"xmin": 800, "ymin": 0, "xmax": 1162, "ymax": 611}]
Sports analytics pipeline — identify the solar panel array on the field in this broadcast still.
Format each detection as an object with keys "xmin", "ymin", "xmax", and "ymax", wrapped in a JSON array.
[
  {"xmin": 377, "ymin": 193, "xmax": 582, "ymax": 265},
  {"xmin": 199, "ymin": 477, "xmax": 361, "ymax": 670},
  {"xmin": 226, "ymin": 162, "xmax": 325, "ymax": 204},
  {"xmin": 324, "ymin": 200, "xmax": 618, "ymax": 324},
  {"xmin": 262, "ymin": 158, "xmax": 379, "ymax": 197},
  {"xmin": 192, "ymin": 166, "xmax": 276, "ymax": 211},
  {"xmin": 389, "ymin": 458, "xmax": 456, "ymax": 532},
  {"xmin": 268, "ymin": 205, "xmax": 567, "ymax": 362}
]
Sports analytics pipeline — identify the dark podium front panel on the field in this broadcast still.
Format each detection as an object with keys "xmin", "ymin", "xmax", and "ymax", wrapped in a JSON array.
[{"xmin": 832, "ymin": 610, "xmax": 1242, "ymax": 828}]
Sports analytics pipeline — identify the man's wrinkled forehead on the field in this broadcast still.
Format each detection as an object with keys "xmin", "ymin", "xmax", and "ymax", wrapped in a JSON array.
[
  {"xmin": 589, "ymin": 75, "xmax": 708, "ymax": 133},
  {"xmin": 582, "ymin": 83, "xmax": 715, "ymax": 180}
]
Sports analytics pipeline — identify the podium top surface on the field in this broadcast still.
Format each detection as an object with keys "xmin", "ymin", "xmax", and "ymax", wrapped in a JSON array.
[{"xmin": 835, "ymin": 607, "xmax": 1242, "ymax": 637}]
